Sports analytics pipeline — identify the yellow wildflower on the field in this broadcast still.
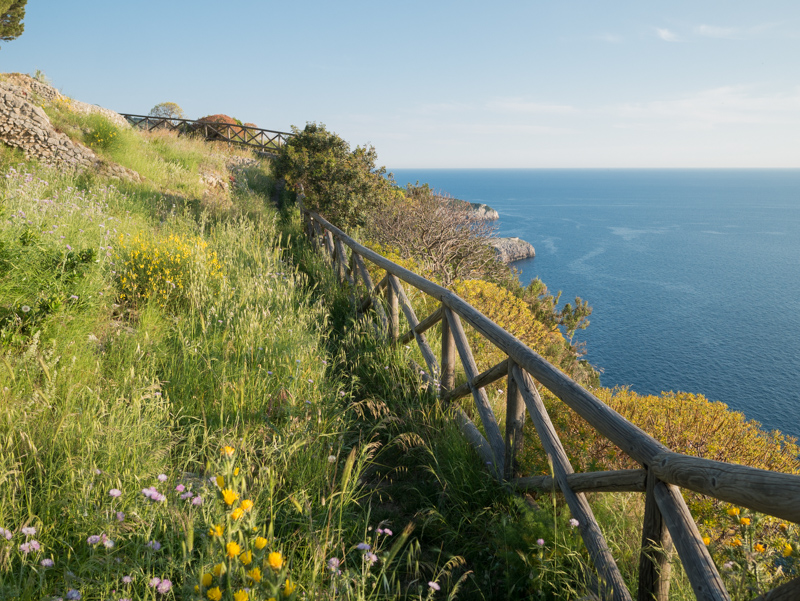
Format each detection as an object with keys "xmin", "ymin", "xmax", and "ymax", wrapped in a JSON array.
[
  {"xmin": 233, "ymin": 590, "xmax": 248, "ymax": 601},
  {"xmin": 222, "ymin": 489, "xmax": 239, "ymax": 505},
  {"xmin": 221, "ymin": 446, "xmax": 235, "ymax": 457},
  {"xmin": 283, "ymin": 579, "xmax": 296, "ymax": 596},
  {"xmin": 207, "ymin": 587, "xmax": 222, "ymax": 601},
  {"xmin": 239, "ymin": 550, "xmax": 253, "ymax": 565},
  {"xmin": 231, "ymin": 507, "xmax": 244, "ymax": 521},
  {"xmin": 254, "ymin": 536, "xmax": 268, "ymax": 550},
  {"xmin": 779, "ymin": 523, "xmax": 788, "ymax": 532},
  {"xmin": 702, "ymin": 536, "xmax": 710, "ymax": 546},
  {"xmin": 226, "ymin": 541, "xmax": 242, "ymax": 558},
  {"xmin": 208, "ymin": 524, "xmax": 224, "ymax": 537},
  {"xmin": 195, "ymin": 585, "xmax": 200, "ymax": 593},
  {"xmin": 754, "ymin": 543, "xmax": 765, "ymax": 553},
  {"xmin": 216, "ymin": 475, "xmax": 224, "ymax": 488},
  {"xmin": 212, "ymin": 563, "xmax": 225, "ymax": 577},
  {"xmin": 784, "ymin": 543, "xmax": 793, "ymax": 557},
  {"xmin": 727, "ymin": 507, "xmax": 740, "ymax": 516},
  {"xmin": 241, "ymin": 499, "xmax": 254, "ymax": 512},
  {"xmin": 268, "ymin": 551, "xmax": 284, "ymax": 570},
  {"xmin": 730, "ymin": 538, "xmax": 743, "ymax": 547},
  {"xmin": 202, "ymin": 573, "xmax": 213, "ymax": 587},
  {"xmin": 739, "ymin": 517, "xmax": 751, "ymax": 526},
  {"xmin": 234, "ymin": 467, "xmax": 240, "ymax": 476},
  {"xmin": 247, "ymin": 566, "xmax": 262, "ymax": 582}
]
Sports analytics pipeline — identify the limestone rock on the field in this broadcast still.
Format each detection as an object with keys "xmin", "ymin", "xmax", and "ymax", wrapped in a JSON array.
[
  {"xmin": 467, "ymin": 202, "xmax": 499, "ymax": 221},
  {"xmin": 490, "ymin": 237, "xmax": 536, "ymax": 263}
]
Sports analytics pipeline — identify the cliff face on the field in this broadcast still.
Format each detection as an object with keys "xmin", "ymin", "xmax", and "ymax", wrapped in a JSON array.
[
  {"xmin": 490, "ymin": 237, "xmax": 536, "ymax": 263},
  {"xmin": 468, "ymin": 202, "xmax": 499, "ymax": 221}
]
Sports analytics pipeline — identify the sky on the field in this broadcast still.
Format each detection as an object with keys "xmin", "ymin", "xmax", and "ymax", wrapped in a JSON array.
[{"xmin": 2, "ymin": 0, "xmax": 800, "ymax": 168}]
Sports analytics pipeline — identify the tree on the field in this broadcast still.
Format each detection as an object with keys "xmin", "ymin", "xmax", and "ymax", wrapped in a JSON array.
[
  {"xmin": 148, "ymin": 102, "xmax": 186, "ymax": 123},
  {"xmin": 0, "ymin": 0, "xmax": 26, "ymax": 47},
  {"xmin": 273, "ymin": 122, "xmax": 397, "ymax": 230}
]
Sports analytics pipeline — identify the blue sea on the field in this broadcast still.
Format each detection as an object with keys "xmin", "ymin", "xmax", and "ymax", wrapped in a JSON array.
[{"xmin": 390, "ymin": 169, "xmax": 800, "ymax": 440}]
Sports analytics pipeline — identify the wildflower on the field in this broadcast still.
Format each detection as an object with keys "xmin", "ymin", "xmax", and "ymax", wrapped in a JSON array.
[
  {"xmin": 21, "ymin": 305, "xmax": 31, "ymax": 313},
  {"xmin": 779, "ymin": 523, "xmax": 789, "ymax": 532},
  {"xmin": 254, "ymin": 536, "xmax": 268, "ymax": 550},
  {"xmin": 739, "ymin": 517, "xmax": 751, "ymax": 526},
  {"xmin": 122, "ymin": 576, "xmax": 133, "ymax": 584},
  {"xmin": 569, "ymin": 518, "xmax": 579, "ymax": 528},
  {"xmin": 327, "ymin": 557, "xmax": 341, "ymax": 573},
  {"xmin": 234, "ymin": 590, "xmax": 248, "ymax": 601},
  {"xmin": 215, "ymin": 476, "xmax": 224, "ymax": 488},
  {"xmin": 702, "ymin": 536, "xmax": 710, "ymax": 545},
  {"xmin": 103, "ymin": 539, "xmax": 115, "ymax": 549},
  {"xmin": 429, "ymin": 582, "xmax": 441, "ymax": 591},
  {"xmin": 222, "ymin": 489, "xmax": 239, "ymax": 505},
  {"xmin": 231, "ymin": 507, "xmax": 244, "ymax": 521},
  {"xmin": 268, "ymin": 551, "xmax": 284, "ymax": 570},
  {"xmin": 234, "ymin": 467, "xmax": 240, "ymax": 476},
  {"xmin": 784, "ymin": 543, "xmax": 793, "ymax": 557},
  {"xmin": 365, "ymin": 551, "xmax": 378, "ymax": 564},
  {"xmin": 221, "ymin": 446, "xmax": 235, "ymax": 457},
  {"xmin": 727, "ymin": 507, "xmax": 740, "ymax": 516},
  {"xmin": 0, "ymin": 528, "xmax": 12, "ymax": 540},
  {"xmin": 730, "ymin": 538, "xmax": 743, "ymax": 547},
  {"xmin": 207, "ymin": 587, "xmax": 222, "ymax": 601},
  {"xmin": 21, "ymin": 526, "xmax": 36, "ymax": 536},
  {"xmin": 283, "ymin": 579, "xmax": 296, "ymax": 596},
  {"xmin": 192, "ymin": 495, "xmax": 204, "ymax": 505},
  {"xmin": 755, "ymin": 543, "xmax": 765, "ymax": 552},
  {"xmin": 116, "ymin": 512, "xmax": 125, "ymax": 522},
  {"xmin": 209, "ymin": 524, "xmax": 224, "ymax": 537},
  {"xmin": 537, "ymin": 538, "xmax": 545, "ymax": 547},
  {"xmin": 175, "ymin": 484, "xmax": 185, "ymax": 492},
  {"xmin": 239, "ymin": 550, "xmax": 252, "ymax": 565},
  {"xmin": 226, "ymin": 541, "xmax": 241, "ymax": 558},
  {"xmin": 66, "ymin": 590, "xmax": 81, "ymax": 600},
  {"xmin": 212, "ymin": 563, "xmax": 225, "ymax": 577},
  {"xmin": 241, "ymin": 499, "xmax": 254, "ymax": 512},
  {"xmin": 87, "ymin": 535, "xmax": 101, "ymax": 545},
  {"xmin": 158, "ymin": 474, "xmax": 168, "ymax": 482},
  {"xmin": 356, "ymin": 542, "xmax": 371, "ymax": 551},
  {"xmin": 377, "ymin": 527, "xmax": 393, "ymax": 536},
  {"xmin": 149, "ymin": 577, "xmax": 162, "ymax": 588},
  {"xmin": 328, "ymin": 455, "xmax": 336, "ymax": 463},
  {"xmin": 201, "ymin": 573, "xmax": 213, "ymax": 587},
  {"xmin": 109, "ymin": 488, "xmax": 122, "ymax": 498},
  {"xmin": 156, "ymin": 579, "xmax": 172, "ymax": 594},
  {"xmin": 180, "ymin": 491, "xmax": 192, "ymax": 500},
  {"xmin": 146, "ymin": 540, "xmax": 162, "ymax": 551}
]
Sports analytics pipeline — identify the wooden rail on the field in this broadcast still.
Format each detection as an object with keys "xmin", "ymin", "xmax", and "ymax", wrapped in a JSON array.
[
  {"xmin": 300, "ymin": 205, "xmax": 800, "ymax": 601},
  {"xmin": 119, "ymin": 114, "xmax": 293, "ymax": 152}
]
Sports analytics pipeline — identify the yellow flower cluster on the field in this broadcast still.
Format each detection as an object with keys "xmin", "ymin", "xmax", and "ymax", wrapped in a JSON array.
[{"xmin": 114, "ymin": 232, "xmax": 223, "ymax": 310}]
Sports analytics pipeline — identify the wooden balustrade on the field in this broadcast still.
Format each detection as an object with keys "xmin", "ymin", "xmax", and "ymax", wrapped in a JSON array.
[{"xmin": 300, "ymin": 208, "xmax": 800, "ymax": 601}]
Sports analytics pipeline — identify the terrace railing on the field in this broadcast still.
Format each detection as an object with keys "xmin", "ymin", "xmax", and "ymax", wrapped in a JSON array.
[
  {"xmin": 300, "ymin": 202, "xmax": 800, "ymax": 601},
  {"xmin": 119, "ymin": 114, "xmax": 293, "ymax": 152}
]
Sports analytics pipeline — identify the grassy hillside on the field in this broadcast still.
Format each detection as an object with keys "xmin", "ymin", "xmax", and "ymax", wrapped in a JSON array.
[{"xmin": 1, "ymin": 92, "xmax": 799, "ymax": 601}]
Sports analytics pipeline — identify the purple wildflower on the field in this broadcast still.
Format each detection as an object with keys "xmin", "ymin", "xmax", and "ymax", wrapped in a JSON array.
[
  {"xmin": 148, "ymin": 577, "xmax": 161, "ymax": 588},
  {"xmin": 537, "ymin": 538, "xmax": 545, "ymax": 547},
  {"xmin": 569, "ymin": 518, "xmax": 579, "ymax": 528},
  {"xmin": 327, "ymin": 557, "xmax": 341, "ymax": 572},
  {"xmin": 87, "ymin": 535, "xmax": 101, "ymax": 545},
  {"xmin": 377, "ymin": 528, "xmax": 393, "ymax": 536},
  {"xmin": 21, "ymin": 526, "xmax": 36, "ymax": 536},
  {"xmin": 116, "ymin": 512, "xmax": 125, "ymax": 522},
  {"xmin": 66, "ymin": 590, "xmax": 81, "ymax": 600},
  {"xmin": 0, "ymin": 528, "xmax": 11, "ymax": 540},
  {"xmin": 191, "ymin": 495, "xmax": 203, "ymax": 505},
  {"xmin": 40, "ymin": 558, "xmax": 54, "ymax": 567},
  {"xmin": 174, "ymin": 484, "xmax": 185, "ymax": 492},
  {"xmin": 180, "ymin": 491, "xmax": 192, "ymax": 500},
  {"xmin": 156, "ymin": 579, "xmax": 172, "ymax": 594},
  {"xmin": 356, "ymin": 542, "xmax": 371, "ymax": 551},
  {"xmin": 103, "ymin": 539, "xmax": 115, "ymax": 549},
  {"xmin": 429, "ymin": 581, "xmax": 441, "ymax": 591},
  {"xmin": 146, "ymin": 540, "xmax": 161, "ymax": 551},
  {"xmin": 109, "ymin": 489, "xmax": 122, "ymax": 498},
  {"xmin": 365, "ymin": 552, "xmax": 378, "ymax": 564},
  {"xmin": 157, "ymin": 474, "xmax": 168, "ymax": 482}
]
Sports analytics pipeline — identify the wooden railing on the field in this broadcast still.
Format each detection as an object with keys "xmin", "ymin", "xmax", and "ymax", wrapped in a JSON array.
[
  {"xmin": 119, "ymin": 114, "xmax": 293, "ymax": 152},
  {"xmin": 301, "ymin": 204, "xmax": 800, "ymax": 601}
]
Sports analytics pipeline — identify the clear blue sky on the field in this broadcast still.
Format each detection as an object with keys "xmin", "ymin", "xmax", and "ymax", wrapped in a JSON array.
[{"xmin": 3, "ymin": 1, "xmax": 799, "ymax": 168}]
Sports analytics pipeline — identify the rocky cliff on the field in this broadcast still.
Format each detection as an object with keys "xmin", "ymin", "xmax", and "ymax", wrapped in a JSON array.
[{"xmin": 490, "ymin": 237, "xmax": 536, "ymax": 263}]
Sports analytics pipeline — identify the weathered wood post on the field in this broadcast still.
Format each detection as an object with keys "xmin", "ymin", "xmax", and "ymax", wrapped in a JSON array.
[
  {"xmin": 504, "ymin": 359, "xmax": 525, "ymax": 480},
  {"xmin": 440, "ymin": 304, "xmax": 456, "ymax": 398},
  {"xmin": 637, "ymin": 470, "xmax": 673, "ymax": 601},
  {"xmin": 386, "ymin": 275, "xmax": 399, "ymax": 341}
]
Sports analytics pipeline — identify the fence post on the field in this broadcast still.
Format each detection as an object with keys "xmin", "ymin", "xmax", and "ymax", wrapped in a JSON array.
[
  {"xmin": 504, "ymin": 359, "xmax": 525, "ymax": 480},
  {"xmin": 440, "ymin": 306, "xmax": 456, "ymax": 397},
  {"xmin": 637, "ymin": 469, "xmax": 673, "ymax": 601},
  {"xmin": 386, "ymin": 277, "xmax": 399, "ymax": 341}
]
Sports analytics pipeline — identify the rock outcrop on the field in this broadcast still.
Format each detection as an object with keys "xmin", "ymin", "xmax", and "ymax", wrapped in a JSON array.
[
  {"xmin": 0, "ymin": 73, "xmax": 140, "ymax": 181},
  {"xmin": 490, "ymin": 237, "xmax": 536, "ymax": 263},
  {"xmin": 467, "ymin": 202, "xmax": 499, "ymax": 221}
]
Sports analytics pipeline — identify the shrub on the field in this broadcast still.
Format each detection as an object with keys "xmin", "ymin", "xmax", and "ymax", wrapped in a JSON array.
[
  {"xmin": 195, "ymin": 114, "xmax": 243, "ymax": 140},
  {"xmin": 85, "ymin": 114, "xmax": 121, "ymax": 151},
  {"xmin": 113, "ymin": 231, "xmax": 224, "ymax": 311},
  {"xmin": 273, "ymin": 122, "xmax": 398, "ymax": 229}
]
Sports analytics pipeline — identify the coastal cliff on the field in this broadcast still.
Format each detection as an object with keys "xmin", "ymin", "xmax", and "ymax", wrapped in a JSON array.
[{"xmin": 490, "ymin": 237, "xmax": 536, "ymax": 263}]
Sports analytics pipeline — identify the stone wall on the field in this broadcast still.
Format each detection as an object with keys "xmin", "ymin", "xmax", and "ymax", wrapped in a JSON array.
[{"xmin": 0, "ymin": 73, "xmax": 140, "ymax": 181}]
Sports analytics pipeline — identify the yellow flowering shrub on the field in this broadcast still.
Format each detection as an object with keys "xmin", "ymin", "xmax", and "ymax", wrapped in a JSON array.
[{"xmin": 114, "ymin": 232, "xmax": 223, "ymax": 311}]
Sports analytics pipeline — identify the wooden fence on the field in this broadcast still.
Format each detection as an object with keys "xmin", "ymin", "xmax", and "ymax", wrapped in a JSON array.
[
  {"xmin": 119, "ymin": 114, "xmax": 293, "ymax": 152},
  {"xmin": 301, "ymin": 204, "xmax": 800, "ymax": 601}
]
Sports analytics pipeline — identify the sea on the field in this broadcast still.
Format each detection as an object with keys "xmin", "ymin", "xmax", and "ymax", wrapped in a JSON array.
[{"xmin": 390, "ymin": 169, "xmax": 800, "ymax": 440}]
